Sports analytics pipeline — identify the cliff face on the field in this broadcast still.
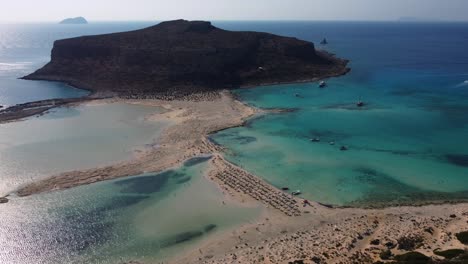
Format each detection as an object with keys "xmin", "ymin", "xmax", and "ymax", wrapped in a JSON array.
[{"xmin": 25, "ymin": 20, "xmax": 349, "ymax": 97}]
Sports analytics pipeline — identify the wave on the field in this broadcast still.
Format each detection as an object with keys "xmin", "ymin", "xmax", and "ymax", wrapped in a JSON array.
[
  {"xmin": 455, "ymin": 80, "xmax": 468, "ymax": 87},
  {"xmin": 0, "ymin": 62, "xmax": 32, "ymax": 71}
]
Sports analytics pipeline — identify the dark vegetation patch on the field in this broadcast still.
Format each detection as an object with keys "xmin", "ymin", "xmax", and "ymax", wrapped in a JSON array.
[
  {"xmin": 320, "ymin": 103, "xmax": 376, "ymax": 111},
  {"xmin": 203, "ymin": 224, "xmax": 217, "ymax": 233},
  {"xmin": 97, "ymin": 195, "xmax": 150, "ymax": 212},
  {"xmin": 243, "ymin": 115, "xmax": 267, "ymax": 128},
  {"xmin": 357, "ymin": 146, "xmax": 420, "ymax": 156},
  {"xmin": 183, "ymin": 156, "xmax": 212, "ymax": 167},
  {"xmin": 288, "ymin": 260, "xmax": 305, "ymax": 264},
  {"xmin": 160, "ymin": 231, "xmax": 204, "ymax": 247},
  {"xmin": 456, "ymin": 231, "xmax": 468, "ymax": 245},
  {"xmin": 160, "ymin": 224, "xmax": 217, "ymax": 248},
  {"xmin": 380, "ymin": 249, "xmax": 393, "ymax": 260},
  {"xmin": 347, "ymin": 167, "xmax": 468, "ymax": 208},
  {"xmin": 115, "ymin": 172, "xmax": 171, "ymax": 194},
  {"xmin": 434, "ymin": 249, "xmax": 466, "ymax": 259},
  {"xmin": 175, "ymin": 177, "xmax": 191, "ymax": 184},
  {"xmin": 393, "ymin": 251, "xmax": 430, "ymax": 263},
  {"xmin": 262, "ymin": 107, "xmax": 300, "ymax": 113},
  {"xmin": 169, "ymin": 171, "xmax": 188, "ymax": 179},
  {"xmin": 445, "ymin": 154, "xmax": 468, "ymax": 167},
  {"xmin": 234, "ymin": 135, "xmax": 257, "ymax": 144},
  {"xmin": 397, "ymin": 235, "xmax": 424, "ymax": 250},
  {"xmin": 308, "ymin": 129, "xmax": 350, "ymax": 142}
]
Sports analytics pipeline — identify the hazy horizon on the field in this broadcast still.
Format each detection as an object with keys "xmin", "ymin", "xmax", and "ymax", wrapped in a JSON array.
[{"xmin": 1, "ymin": 0, "xmax": 468, "ymax": 23}]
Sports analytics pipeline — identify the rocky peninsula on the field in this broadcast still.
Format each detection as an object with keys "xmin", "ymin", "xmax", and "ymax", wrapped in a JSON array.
[{"xmin": 24, "ymin": 19, "xmax": 348, "ymax": 98}]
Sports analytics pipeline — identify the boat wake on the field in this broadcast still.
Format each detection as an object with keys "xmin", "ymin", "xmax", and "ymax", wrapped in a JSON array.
[{"xmin": 455, "ymin": 80, "xmax": 468, "ymax": 87}]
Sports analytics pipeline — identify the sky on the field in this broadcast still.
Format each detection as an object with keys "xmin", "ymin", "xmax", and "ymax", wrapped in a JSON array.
[{"xmin": 1, "ymin": 0, "xmax": 468, "ymax": 22}]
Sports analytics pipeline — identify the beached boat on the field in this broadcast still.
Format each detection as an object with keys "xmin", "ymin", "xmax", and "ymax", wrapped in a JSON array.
[{"xmin": 292, "ymin": 190, "xmax": 301, "ymax": 195}]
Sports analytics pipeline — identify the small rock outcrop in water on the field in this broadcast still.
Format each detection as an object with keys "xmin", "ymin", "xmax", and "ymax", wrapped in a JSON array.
[
  {"xmin": 25, "ymin": 19, "xmax": 349, "ymax": 98},
  {"xmin": 59, "ymin": 17, "xmax": 88, "ymax": 24}
]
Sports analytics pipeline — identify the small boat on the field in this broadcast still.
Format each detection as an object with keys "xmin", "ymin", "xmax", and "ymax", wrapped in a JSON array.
[
  {"xmin": 310, "ymin": 138, "xmax": 320, "ymax": 142},
  {"xmin": 340, "ymin": 146, "xmax": 348, "ymax": 151},
  {"xmin": 281, "ymin": 187, "xmax": 290, "ymax": 191},
  {"xmin": 319, "ymin": 81, "xmax": 327, "ymax": 88},
  {"xmin": 320, "ymin": 38, "xmax": 328, "ymax": 45},
  {"xmin": 329, "ymin": 141, "xmax": 335, "ymax": 145},
  {"xmin": 357, "ymin": 96, "xmax": 365, "ymax": 107},
  {"xmin": 292, "ymin": 190, "xmax": 301, "ymax": 196}
]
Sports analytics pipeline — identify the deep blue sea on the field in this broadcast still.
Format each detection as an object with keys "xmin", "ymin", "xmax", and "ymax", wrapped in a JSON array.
[{"xmin": 0, "ymin": 21, "xmax": 468, "ymax": 263}]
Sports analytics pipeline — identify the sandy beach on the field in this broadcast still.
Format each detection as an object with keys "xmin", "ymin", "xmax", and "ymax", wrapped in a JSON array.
[
  {"xmin": 169, "ymin": 155, "xmax": 468, "ymax": 264},
  {"xmin": 7, "ymin": 91, "xmax": 468, "ymax": 264},
  {"xmin": 14, "ymin": 91, "xmax": 256, "ymax": 196}
]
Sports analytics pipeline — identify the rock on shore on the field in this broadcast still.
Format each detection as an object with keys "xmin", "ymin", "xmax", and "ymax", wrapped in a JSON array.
[{"xmin": 25, "ymin": 19, "xmax": 349, "ymax": 98}]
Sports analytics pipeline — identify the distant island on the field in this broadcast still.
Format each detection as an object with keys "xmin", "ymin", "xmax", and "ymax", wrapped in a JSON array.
[
  {"xmin": 59, "ymin": 17, "xmax": 88, "ymax": 24},
  {"xmin": 25, "ymin": 19, "xmax": 349, "ymax": 98}
]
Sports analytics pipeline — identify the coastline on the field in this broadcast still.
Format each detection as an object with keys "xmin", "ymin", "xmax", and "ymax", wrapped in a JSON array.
[
  {"xmin": 14, "ymin": 90, "xmax": 257, "ymax": 197},
  {"xmin": 174, "ymin": 198, "xmax": 468, "ymax": 264},
  {"xmin": 4, "ymin": 90, "xmax": 468, "ymax": 263}
]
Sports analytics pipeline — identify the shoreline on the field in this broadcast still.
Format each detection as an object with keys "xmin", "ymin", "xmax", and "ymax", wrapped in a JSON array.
[
  {"xmin": 4, "ymin": 63, "xmax": 348, "ymax": 125},
  {"xmin": 13, "ymin": 91, "xmax": 257, "ymax": 197},
  {"xmin": 3, "ymin": 90, "xmax": 468, "ymax": 263},
  {"xmin": 7, "ymin": 89, "xmax": 468, "ymax": 210}
]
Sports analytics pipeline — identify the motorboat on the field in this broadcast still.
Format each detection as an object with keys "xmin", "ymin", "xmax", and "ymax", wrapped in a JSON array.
[
  {"xmin": 357, "ymin": 96, "xmax": 365, "ymax": 107},
  {"xmin": 292, "ymin": 190, "xmax": 301, "ymax": 195}
]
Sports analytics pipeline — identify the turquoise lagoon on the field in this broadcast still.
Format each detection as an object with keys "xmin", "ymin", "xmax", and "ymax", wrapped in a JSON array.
[
  {"xmin": 0, "ymin": 102, "xmax": 169, "ymax": 196},
  {"xmin": 0, "ymin": 21, "xmax": 468, "ymax": 263},
  {"xmin": 0, "ymin": 158, "xmax": 259, "ymax": 263},
  {"xmin": 212, "ymin": 22, "xmax": 468, "ymax": 206}
]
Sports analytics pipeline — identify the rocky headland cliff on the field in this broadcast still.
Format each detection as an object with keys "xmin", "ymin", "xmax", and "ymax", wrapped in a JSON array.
[{"xmin": 25, "ymin": 19, "xmax": 349, "ymax": 97}]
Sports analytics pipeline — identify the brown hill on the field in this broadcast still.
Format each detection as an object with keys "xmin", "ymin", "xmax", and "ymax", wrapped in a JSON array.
[{"xmin": 24, "ymin": 20, "xmax": 349, "ymax": 97}]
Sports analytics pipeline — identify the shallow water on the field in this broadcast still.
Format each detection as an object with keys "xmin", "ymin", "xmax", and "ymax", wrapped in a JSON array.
[
  {"xmin": 212, "ymin": 22, "xmax": 468, "ymax": 206},
  {"xmin": 1, "ymin": 21, "xmax": 468, "ymax": 263},
  {"xmin": 0, "ymin": 159, "xmax": 259, "ymax": 264},
  {"xmin": 0, "ymin": 102, "xmax": 168, "ymax": 195}
]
